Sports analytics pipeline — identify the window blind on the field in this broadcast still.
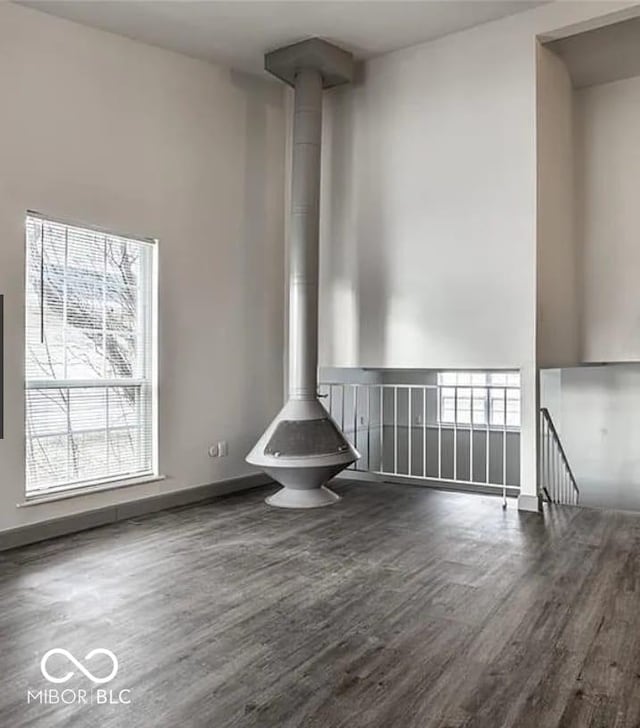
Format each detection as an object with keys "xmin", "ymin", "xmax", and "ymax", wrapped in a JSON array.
[{"xmin": 25, "ymin": 213, "xmax": 156, "ymax": 493}]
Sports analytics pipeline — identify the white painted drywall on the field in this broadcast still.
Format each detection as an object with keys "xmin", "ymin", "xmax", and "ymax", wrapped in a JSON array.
[
  {"xmin": 576, "ymin": 75, "xmax": 640, "ymax": 362},
  {"xmin": 542, "ymin": 365, "xmax": 640, "ymax": 511},
  {"xmin": 319, "ymin": 1, "xmax": 633, "ymax": 372},
  {"xmin": 0, "ymin": 3, "xmax": 286, "ymax": 532},
  {"xmin": 536, "ymin": 44, "xmax": 580, "ymax": 368},
  {"xmin": 539, "ymin": 368, "xmax": 562, "ymax": 430},
  {"xmin": 320, "ymin": 25, "xmax": 537, "ymax": 371},
  {"xmin": 317, "ymin": 1, "xmax": 636, "ymax": 506}
]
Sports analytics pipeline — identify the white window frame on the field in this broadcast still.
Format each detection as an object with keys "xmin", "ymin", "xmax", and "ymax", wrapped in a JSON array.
[
  {"xmin": 437, "ymin": 371, "xmax": 521, "ymax": 429},
  {"xmin": 24, "ymin": 212, "xmax": 159, "ymax": 497}
]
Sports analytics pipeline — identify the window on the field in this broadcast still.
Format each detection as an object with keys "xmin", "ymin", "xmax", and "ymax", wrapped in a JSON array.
[
  {"xmin": 25, "ymin": 213, "xmax": 157, "ymax": 494},
  {"xmin": 438, "ymin": 371, "xmax": 520, "ymax": 428}
]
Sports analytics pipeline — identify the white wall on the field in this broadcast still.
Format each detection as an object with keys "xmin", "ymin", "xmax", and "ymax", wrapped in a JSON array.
[
  {"xmin": 539, "ymin": 368, "xmax": 562, "ymax": 428},
  {"xmin": 320, "ymin": 22, "xmax": 536, "ymax": 372},
  {"xmin": 317, "ymin": 1, "xmax": 636, "ymax": 507},
  {"xmin": 319, "ymin": 1, "xmax": 632, "ymax": 372},
  {"xmin": 536, "ymin": 44, "xmax": 580, "ymax": 368},
  {"xmin": 0, "ymin": 4, "xmax": 286, "ymax": 532},
  {"xmin": 576, "ymin": 75, "xmax": 640, "ymax": 362},
  {"xmin": 542, "ymin": 365, "xmax": 640, "ymax": 511}
]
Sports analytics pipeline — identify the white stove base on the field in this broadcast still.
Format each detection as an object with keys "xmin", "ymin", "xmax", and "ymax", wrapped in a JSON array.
[{"xmin": 265, "ymin": 485, "xmax": 341, "ymax": 509}]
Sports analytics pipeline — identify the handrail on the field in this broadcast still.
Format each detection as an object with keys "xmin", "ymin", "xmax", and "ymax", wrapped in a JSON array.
[{"xmin": 540, "ymin": 407, "xmax": 580, "ymax": 503}]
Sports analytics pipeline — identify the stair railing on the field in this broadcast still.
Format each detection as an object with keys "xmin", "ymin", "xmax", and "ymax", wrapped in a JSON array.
[{"xmin": 539, "ymin": 407, "xmax": 579, "ymax": 505}]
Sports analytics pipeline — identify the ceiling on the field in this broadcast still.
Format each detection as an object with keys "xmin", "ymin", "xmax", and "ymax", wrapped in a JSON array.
[
  {"xmin": 19, "ymin": 1, "xmax": 545, "ymax": 76},
  {"xmin": 547, "ymin": 16, "xmax": 640, "ymax": 88}
]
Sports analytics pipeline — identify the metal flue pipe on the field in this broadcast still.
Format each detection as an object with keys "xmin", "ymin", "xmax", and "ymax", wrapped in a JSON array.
[{"xmin": 289, "ymin": 67, "xmax": 322, "ymax": 401}]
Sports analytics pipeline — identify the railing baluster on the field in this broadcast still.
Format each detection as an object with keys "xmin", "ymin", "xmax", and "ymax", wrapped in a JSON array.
[
  {"xmin": 408, "ymin": 387, "xmax": 412, "ymax": 476},
  {"xmin": 380, "ymin": 386, "xmax": 384, "ymax": 473},
  {"xmin": 422, "ymin": 387, "xmax": 427, "ymax": 479},
  {"xmin": 545, "ymin": 417, "xmax": 549, "ymax": 500},
  {"xmin": 393, "ymin": 386, "xmax": 398, "ymax": 475},
  {"xmin": 548, "ymin": 420, "xmax": 552, "ymax": 501},
  {"xmin": 544, "ymin": 413, "xmax": 547, "ymax": 498},
  {"xmin": 353, "ymin": 384, "xmax": 358, "ymax": 461},
  {"xmin": 538, "ymin": 407, "xmax": 579, "ymax": 506},
  {"xmin": 556, "ymin": 447, "xmax": 564, "ymax": 503},
  {"xmin": 437, "ymin": 383, "xmax": 442, "ymax": 480},
  {"xmin": 485, "ymin": 387, "xmax": 490, "ymax": 485},
  {"xmin": 453, "ymin": 386, "xmax": 458, "ymax": 481},
  {"xmin": 367, "ymin": 385, "xmax": 371, "ymax": 472},
  {"xmin": 552, "ymin": 438, "xmax": 556, "ymax": 502},
  {"xmin": 502, "ymin": 387, "xmax": 507, "ymax": 506},
  {"xmin": 557, "ymin": 446, "xmax": 561, "ymax": 503},
  {"xmin": 546, "ymin": 417, "xmax": 550, "ymax": 500},
  {"xmin": 548, "ymin": 421, "xmax": 553, "ymax": 502},
  {"xmin": 469, "ymin": 388, "xmax": 474, "ymax": 483},
  {"xmin": 538, "ymin": 410, "xmax": 543, "ymax": 498}
]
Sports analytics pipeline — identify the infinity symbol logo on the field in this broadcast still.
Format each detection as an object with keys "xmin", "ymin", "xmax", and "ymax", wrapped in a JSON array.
[{"xmin": 40, "ymin": 648, "xmax": 119, "ymax": 684}]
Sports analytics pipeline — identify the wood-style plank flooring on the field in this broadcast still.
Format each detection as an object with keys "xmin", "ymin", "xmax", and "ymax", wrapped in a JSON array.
[{"xmin": 2, "ymin": 480, "xmax": 640, "ymax": 728}]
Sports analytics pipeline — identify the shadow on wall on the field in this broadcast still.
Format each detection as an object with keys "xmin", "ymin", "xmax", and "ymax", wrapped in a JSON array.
[
  {"xmin": 541, "ymin": 364, "xmax": 640, "ymax": 512},
  {"xmin": 321, "ymin": 65, "xmax": 390, "ymax": 367}
]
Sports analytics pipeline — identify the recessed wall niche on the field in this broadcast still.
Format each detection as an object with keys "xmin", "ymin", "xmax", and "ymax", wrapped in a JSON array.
[{"xmin": 537, "ymin": 14, "xmax": 640, "ymax": 366}]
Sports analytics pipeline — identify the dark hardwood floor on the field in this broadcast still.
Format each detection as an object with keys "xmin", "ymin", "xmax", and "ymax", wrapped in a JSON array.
[{"xmin": 2, "ymin": 479, "xmax": 640, "ymax": 728}]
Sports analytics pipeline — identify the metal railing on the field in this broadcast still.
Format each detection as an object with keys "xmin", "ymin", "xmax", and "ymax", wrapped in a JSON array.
[
  {"xmin": 539, "ymin": 407, "xmax": 579, "ymax": 506},
  {"xmin": 318, "ymin": 381, "xmax": 521, "ymax": 502}
]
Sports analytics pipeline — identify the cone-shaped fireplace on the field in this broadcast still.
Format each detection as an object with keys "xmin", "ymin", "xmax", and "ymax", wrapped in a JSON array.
[{"xmin": 247, "ymin": 39, "xmax": 359, "ymax": 508}]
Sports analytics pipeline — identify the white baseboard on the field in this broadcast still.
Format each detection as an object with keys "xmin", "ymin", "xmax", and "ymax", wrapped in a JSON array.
[{"xmin": 517, "ymin": 493, "xmax": 542, "ymax": 513}]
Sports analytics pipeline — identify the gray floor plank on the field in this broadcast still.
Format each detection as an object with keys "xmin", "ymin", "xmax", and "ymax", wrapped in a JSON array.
[{"xmin": 1, "ymin": 480, "xmax": 640, "ymax": 728}]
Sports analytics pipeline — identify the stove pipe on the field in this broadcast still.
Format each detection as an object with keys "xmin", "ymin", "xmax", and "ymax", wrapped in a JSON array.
[{"xmin": 246, "ymin": 39, "xmax": 360, "ymax": 508}]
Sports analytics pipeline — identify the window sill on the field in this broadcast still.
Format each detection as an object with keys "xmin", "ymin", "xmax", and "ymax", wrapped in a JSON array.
[{"xmin": 17, "ymin": 474, "xmax": 166, "ymax": 507}]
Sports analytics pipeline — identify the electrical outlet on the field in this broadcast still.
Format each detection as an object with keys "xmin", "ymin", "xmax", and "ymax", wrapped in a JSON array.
[
  {"xmin": 218, "ymin": 440, "xmax": 228, "ymax": 457},
  {"xmin": 208, "ymin": 444, "xmax": 219, "ymax": 458}
]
